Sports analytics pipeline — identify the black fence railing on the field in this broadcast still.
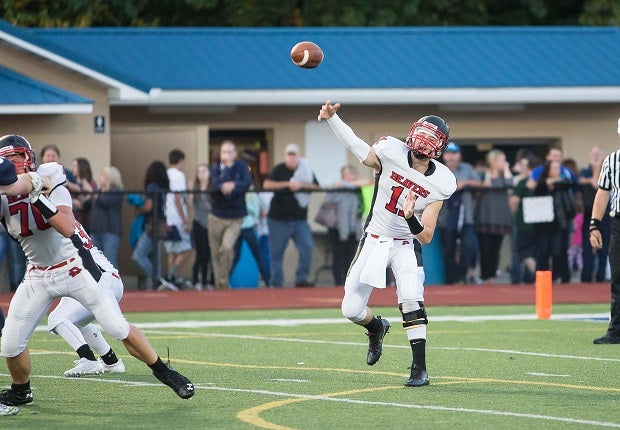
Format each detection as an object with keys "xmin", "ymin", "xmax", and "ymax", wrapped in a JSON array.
[{"xmin": 73, "ymin": 182, "xmax": 595, "ymax": 288}]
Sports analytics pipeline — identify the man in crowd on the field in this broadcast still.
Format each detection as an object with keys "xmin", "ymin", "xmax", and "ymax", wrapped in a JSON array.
[{"xmin": 263, "ymin": 143, "xmax": 319, "ymax": 288}]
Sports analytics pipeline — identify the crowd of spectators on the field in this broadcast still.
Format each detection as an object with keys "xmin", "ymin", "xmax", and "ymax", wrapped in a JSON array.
[{"xmin": 3, "ymin": 140, "xmax": 605, "ymax": 292}]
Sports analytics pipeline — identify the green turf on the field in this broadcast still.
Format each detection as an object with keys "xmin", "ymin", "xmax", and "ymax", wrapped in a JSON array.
[{"xmin": 2, "ymin": 303, "xmax": 618, "ymax": 429}]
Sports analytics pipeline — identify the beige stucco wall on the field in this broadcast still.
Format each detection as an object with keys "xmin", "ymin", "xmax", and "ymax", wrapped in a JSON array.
[
  {"xmin": 109, "ymin": 103, "xmax": 620, "ymax": 286},
  {"xmin": 1, "ymin": 45, "xmax": 619, "ymax": 289},
  {"xmin": 113, "ymin": 103, "xmax": 620, "ymax": 170}
]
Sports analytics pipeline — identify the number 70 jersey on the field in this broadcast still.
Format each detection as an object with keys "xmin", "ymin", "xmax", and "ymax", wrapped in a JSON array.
[
  {"xmin": 0, "ymin": 186, "xmax": 76, "ymax": 266},
  {"xmin": 365, "ymin": 136, "xmax": 457, "ymax": 239}
]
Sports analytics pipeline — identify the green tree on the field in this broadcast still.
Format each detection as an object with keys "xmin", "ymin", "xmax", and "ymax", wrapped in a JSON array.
[
  {"xmin": 579, "ymin": 0, "xmax": 620, "ymax": 25},
  {"xmin": 1, "ymin": 0, "xmax": 618, "ymax": 27},
  {"xmin": 1, "ymin": 0, "xmax": 152, "ymax": 27}
]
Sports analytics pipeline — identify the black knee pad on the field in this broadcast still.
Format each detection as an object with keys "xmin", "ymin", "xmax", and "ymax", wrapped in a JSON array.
[{"xmin": 399, "ymin": 301, "xmax": 428, "ymax": 329}]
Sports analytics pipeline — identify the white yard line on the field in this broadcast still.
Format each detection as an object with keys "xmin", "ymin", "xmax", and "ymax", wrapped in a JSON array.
[
  {"xmin": 2, "ymin": 374, "xmax": 618, "ymax": 428},
  {"xmin": 128, "ymin": 330, "xmax": 620, "ymax": 363}
]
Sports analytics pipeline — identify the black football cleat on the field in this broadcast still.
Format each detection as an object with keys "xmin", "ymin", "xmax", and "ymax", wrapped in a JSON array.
[
  {"xmin": 366, "ymin": 317, "xmax": 391, "ymax": 366},
  {"xmin": 593, "ymin": 335, "xmax": 620, "ymax": 344},
  {"xmin": 153, "ymin": 365, "xmax": 195, "ymax": 399},
  {"xmin": 405, "ymin": 366, "xmax": 429, "ymax": 387},
  {"xmin": 0, "ymin": 387, "xmax": 33, "ymax": 406}
]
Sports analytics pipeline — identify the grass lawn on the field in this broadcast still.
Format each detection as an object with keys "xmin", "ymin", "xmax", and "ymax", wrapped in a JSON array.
[{"xmin": 2, "ymin": 303, "xmax": 618, "ymax": 429}]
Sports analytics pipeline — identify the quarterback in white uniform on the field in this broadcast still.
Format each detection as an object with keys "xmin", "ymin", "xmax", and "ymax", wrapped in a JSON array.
[
  {"xmin": 0, "ymin": 135, "xmax": 194, "ymax": 411},
  {"xmin": 318, "ymin": 101, "xmax": 456, "ymax": 387}
]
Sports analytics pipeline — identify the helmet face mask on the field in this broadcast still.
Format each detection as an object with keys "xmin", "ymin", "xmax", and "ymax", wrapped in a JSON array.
[
  {"xmin": 405, "ymin": 115, "xmax": 449, "ymax": 159},
  {"xmin": 0, "ymin": 134, "xmax": 36, "ymax": 173}
]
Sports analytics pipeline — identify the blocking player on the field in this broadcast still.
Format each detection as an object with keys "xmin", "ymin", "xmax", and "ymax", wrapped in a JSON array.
[
  {"xmin": 318, "ymin": 101, "xmax": 456, "ymax": 387},
  {"xmin": 0, "ymin": 154, "xmax": 46, "ymax": 418},
  {"xmin": 48, "ymin": 278, "xmax": 127, "ymax": 377},
  {"xmin": 0, "ymin": 160, "xmax": 124, "ymax": 378},
  {"xmin": 0, "ymin": 134, "xmax": 195, "ymax": 409},
  {"xmin": 36, "ymin": 162, "xmax": 126, "ymax": 377},
  {"xmin": 0, "ymin": 154, "xmax": 43, "ymax": 417}
]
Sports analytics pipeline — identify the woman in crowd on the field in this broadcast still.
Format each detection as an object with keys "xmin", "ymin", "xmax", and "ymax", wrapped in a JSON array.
[
  {"xmin": 89, "ymin": 166, "xmax": 124, "ymax": 268},
  {"xmin": 69, "ymin": 157, "xmax": 97, "ymax": 232},
  {"xmin": 189, "ymin": 163, "xmax": 214, "ymax": 291},
  {"xmin": 132, "ymin": 161, "xmax": 170, "ymax": 291},
  {"xmin": 509, "ymin": 152, "xmax": 540, "ymax": 283},
  {"xmin": 532, "ymin": 160, "xmax": 576, "ymax": 283},
  {"xmin": 325, "ymin": 164, "xmax": 370, "ymax": 285},
  {"xmin": 474, "ymin": 149, "xmax": 513, "ymax": 283},
  {"xmin": 231, "ymin": 185, "xmax": 271, "ymax": 287}
]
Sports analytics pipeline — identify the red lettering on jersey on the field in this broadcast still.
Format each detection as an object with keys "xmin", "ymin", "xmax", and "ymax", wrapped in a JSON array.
[
  {"xmin": 390, "ymin": 171, "xmax": 431, "ymax": 198},
  {"xmin": 6, "ymin": 194, "xmax": 28, "ymax": 204},
  {"xmin": 411, "ymin": 182, "xmax": 431, "ymax": 198},
  {"xmin": 68, "ymin": 267, "xmax": 82, "ymax": 277},
  {"xmin": 7, "ymin": 199, "xmax": 51, "ymax": 237},
  {"xmin": 389, "ymin": 171, "xmax": 401, "ymax": 182},
  {"xmin": 401, "ymin": 178, "xmax": 414, "ymax": 189}
]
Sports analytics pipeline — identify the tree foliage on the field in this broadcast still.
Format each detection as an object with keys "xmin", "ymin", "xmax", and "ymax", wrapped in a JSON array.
[
  {"xmin": 579, "ymin": 0, "xmax": 620, "ymax": 25},
  {"xmin": 1, "ymin": 0, "xmax": 619, "ymax": 27}
]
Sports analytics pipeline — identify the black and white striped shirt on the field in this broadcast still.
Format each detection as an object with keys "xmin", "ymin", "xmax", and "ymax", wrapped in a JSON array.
[{"xmin": 598, "ymin": 149, "xmax": 620, "ymax": 213}]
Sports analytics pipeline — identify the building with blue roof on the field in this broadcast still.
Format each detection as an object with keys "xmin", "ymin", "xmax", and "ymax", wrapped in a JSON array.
[{"xmin": 0, "ymin": 20, "xmax": 619, "ymax": 286}]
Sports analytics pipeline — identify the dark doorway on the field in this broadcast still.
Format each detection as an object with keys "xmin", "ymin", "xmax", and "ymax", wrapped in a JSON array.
[{"xmin": 209, "ymin": 129, "xmax": 270, "ymax": 186}]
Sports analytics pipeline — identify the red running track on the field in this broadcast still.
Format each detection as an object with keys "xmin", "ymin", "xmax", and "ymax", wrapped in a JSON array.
[{"xmin": 2, "ymin": 282, "xmax": 606, "ymax": 314}]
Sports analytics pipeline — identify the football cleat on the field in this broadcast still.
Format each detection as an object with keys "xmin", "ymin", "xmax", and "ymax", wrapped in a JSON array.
[
  {"xmin": 593, "ymin": 335, "xmax": 620, "ymax": 344},
  {"xmin": 64, "ymin": 357, "xmax": 105, "ymax": 377},
  {"xmin": 0, "ymin": 388, "xmax": 33, "ymax": 406},
  {"xmin": 366, "ymin": 317, "xmax": 391, "ymax": 366},
  {"xmin": 153, "ymin": 365, "xmax": 195, "ymax": 399},
  {"xmin": 0, "ymin": 403, "xmax": 19, "ymax": 416},
  {"xmin": 102, "ymin": 358, "xmax": 126, "ymax": 374},
  {"xmin": 405, "ymin": 366, "xmax": 430, "ymax": 387}
]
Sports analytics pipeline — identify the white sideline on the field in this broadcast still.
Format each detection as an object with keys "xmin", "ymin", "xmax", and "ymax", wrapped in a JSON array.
[{"xmin": 31, "ymin": 312, "xmax": 611, "ymax": 332}]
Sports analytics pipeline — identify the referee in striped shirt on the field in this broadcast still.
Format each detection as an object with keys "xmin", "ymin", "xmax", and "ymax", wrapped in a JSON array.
[{"xmin": 589, "ymin": 117, "xmax": 620, "ymax": 344}]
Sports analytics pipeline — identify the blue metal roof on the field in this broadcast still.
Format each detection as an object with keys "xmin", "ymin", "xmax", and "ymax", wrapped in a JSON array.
[
  {"xmin": 15, "ymin": 26, "xmax": 620, "ymax": 92},
  {"xmin": 0, "ymin": 65, "xmax": 91, "ymax": 105}
]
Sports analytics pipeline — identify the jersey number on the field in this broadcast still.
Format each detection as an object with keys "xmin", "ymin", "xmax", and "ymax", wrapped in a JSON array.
[
  {"xmin": 385, "ymin": 185, "xmax": 405, "ymax": 217},
  {"xmin": 9, "ymin": 201, "xmax": 52, "ymax": 236}
]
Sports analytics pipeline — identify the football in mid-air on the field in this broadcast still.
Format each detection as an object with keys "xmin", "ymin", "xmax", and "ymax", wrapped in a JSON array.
[{"xmin": 290, "ymin": 41, "xmax": 323, "ymax": 69}]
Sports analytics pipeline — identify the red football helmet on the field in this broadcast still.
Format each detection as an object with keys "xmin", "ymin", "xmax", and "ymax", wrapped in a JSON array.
[
  {"xmin": 405, "ymin": 115, "xmax": 450, "ymax": 159},
  {"xmin": 0, "ymin": 134, "xmax": 36, "ymax": 172}
]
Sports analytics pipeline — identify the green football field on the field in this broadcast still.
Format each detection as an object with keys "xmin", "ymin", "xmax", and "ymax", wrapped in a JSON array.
[{"xmin": 1, "ymin": 303, "xmax": 618, "ymax": 429}]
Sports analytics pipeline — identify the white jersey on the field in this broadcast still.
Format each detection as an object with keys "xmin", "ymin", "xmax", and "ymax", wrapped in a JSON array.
[
  {"xmin": 365, "ymin": 136, "xmax": 456, "ymax": 239},
  {"xmin": 0, "ymin": 185, "xmax": 76, "ymax": 266},
  {"xmin": 166, "ymin": 167, "xmax": 187, "ymax": 226}
]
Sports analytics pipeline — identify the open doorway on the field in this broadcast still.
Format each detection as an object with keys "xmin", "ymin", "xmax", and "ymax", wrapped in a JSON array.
[{"xmin": 209, "ymin": 129, "xmax": 270, "ymax": 187}]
